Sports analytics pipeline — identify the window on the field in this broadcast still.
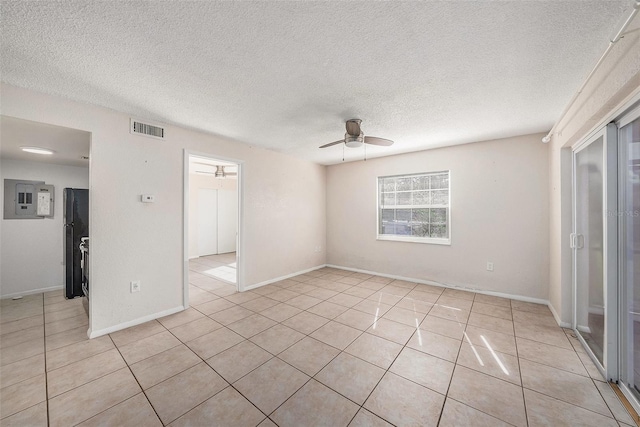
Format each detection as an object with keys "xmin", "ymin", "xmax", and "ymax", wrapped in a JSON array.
[{"xmin": 377, "ymin": 171, "xmax": 450, "ymax": 244}]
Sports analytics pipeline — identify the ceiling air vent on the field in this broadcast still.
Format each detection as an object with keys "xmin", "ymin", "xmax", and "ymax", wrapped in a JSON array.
[{"xmin": 130, "ymin": 118, "xmax": 165, "ymax": 140}]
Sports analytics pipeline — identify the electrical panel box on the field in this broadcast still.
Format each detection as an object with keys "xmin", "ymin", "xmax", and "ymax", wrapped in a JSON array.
[{"xmin": 4, "ymin": 179, "xmax": 55, "ymax": 219}]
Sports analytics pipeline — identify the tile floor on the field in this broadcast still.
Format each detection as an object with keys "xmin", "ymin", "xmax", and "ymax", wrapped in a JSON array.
[
  {"xmin": 1, "ymin": 266, "xmax": 637, "ymax": 426},
  {"xmin": 189, "ymin": 252, "xmax": 237, "ymax": 285}
]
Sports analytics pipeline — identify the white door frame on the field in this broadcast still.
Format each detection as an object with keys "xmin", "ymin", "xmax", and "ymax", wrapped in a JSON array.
[{"xmin": 183, "ymin": 150, "xmax": 245, "ymax": 308}]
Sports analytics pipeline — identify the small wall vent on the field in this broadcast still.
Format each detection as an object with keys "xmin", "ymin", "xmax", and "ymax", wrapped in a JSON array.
[{"xmin": 130, "ymin": 118, "xmax": 165, "ymax": 140}]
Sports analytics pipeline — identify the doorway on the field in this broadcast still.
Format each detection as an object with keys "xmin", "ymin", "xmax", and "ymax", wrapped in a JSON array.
[
  {"xmin": 183, "ymin": 151, "xmax": 241, "ymax": 306},
  {"xmin": 0, "ymin": 115, "xmax": 91, "ymax": 325}
]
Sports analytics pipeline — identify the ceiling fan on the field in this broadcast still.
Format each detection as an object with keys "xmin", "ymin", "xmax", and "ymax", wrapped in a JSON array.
[
  {"xmin": 319, "ymin": 119, "xmax": 394, "ymax": 149},
  {"xmin": 215, "ymin": 165, "xmax": 237, "ymax": 178},
  {"xmin": 192, "ymin": 162, "xmax": 237, "ymax": 178}
]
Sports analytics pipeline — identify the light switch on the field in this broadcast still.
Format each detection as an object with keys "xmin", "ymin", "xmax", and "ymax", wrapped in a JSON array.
[{"xmin": 141, "ymin": 194, "xmax": 155, "ymax": 203}]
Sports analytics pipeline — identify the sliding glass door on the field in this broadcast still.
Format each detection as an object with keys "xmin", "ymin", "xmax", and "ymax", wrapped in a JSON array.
[
  {"xmin": 619, "ymin": 110, "xmax": 640, "ymax": 407},
  {"xmin": 572, "ymin": 104, "xmax": 640, "ymax": 410},
  {"xmin": 574, "ymin": 134, "xmax": 606, "ymax": 365},
  {"xmin": 572, "ymin": 124, "xmax": 617, "ymax": 378}
]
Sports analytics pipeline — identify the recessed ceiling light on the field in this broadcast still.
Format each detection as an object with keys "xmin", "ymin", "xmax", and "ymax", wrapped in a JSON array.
[{"xmin": 20, "ymin": 146, "xmax": 54, "ymax": 155}]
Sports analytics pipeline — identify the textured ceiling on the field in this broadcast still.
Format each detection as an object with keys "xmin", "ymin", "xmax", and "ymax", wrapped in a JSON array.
[
  {"xmin": 0, "ymin": 116, "xmax": 90, "ymax": 167},
  {"xmin": 0, "ymin": 1, "xmax": 630, "ymax": 164}
]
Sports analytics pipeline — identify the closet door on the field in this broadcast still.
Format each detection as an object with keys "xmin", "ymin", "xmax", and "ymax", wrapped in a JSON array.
[
  {"xmin": 198, "ymin": 189, "xmax": 218, "ymax": 256},
  {"xmin": 217, "ymin": 189, "xmax": 237, "ymax": 254}
]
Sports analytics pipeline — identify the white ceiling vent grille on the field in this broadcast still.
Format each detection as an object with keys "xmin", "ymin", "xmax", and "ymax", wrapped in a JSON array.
[{"xmin": 130, "ymin": 118, "xmax": 165, "ymax": 140}]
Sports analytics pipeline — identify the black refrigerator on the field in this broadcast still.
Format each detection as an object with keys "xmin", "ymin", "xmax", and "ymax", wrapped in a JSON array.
[{"xmin": 64, "ymin": 188, "xmax": 89, "ymax": 299}]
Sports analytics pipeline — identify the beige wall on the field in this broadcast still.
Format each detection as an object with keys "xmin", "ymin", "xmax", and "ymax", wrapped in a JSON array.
[
  {"xmin": 327, "ymin": 133, "xmax": 550, "ymax": 300},
  {"xmin": 548, "ymin": 12, "xmax": 640, "ymax": 324},
  {"xmin": 0, "ymin": 84, "xmax": 326, "ymax": 336}
]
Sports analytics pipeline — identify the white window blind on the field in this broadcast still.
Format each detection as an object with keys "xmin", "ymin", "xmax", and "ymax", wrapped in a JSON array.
[{"xmin": 378, "ymin": 171, "xmax": 450, "ymax": 244}]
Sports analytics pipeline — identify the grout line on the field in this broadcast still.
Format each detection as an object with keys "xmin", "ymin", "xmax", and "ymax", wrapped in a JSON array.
[
  {"xmin": 160, "ymin": 320, "xmax": 274, "ymax": 423},
  {"xmin": 275, "ymin": 273, "xmax": 422, "ymax": 423},
  {"xmin": 523, "ymin": 384, "xmax": 625, "ymax": 421},
  {"xmin": 43, "ymin": 326, "xmax": 97, "ymax": 352},
  {"xmin": 592, "ymin": 377, "xmax": 620, "ymax": 421},
  {"xmin": 315, "ymin": 274, "xmax": 491, "ymax": 425},
  {"xmin": 516, "ymin": 335, "xmax": 622, "ymax": 423},
  {"xmin": 41, "ymin": 293, "xmax": 50, "ymax": 427},
  {"xmin": 567, "ymin": 331, "xmax": 607, "ymax": 382},
  {"xmin": 179, "ymin": 270, "xmax": 504, "ymax": 420},
  {"xmin": 76, "ymin": 393, "xmax": 150, "ymax": 426},
  {"xmin": 512, "ymin": 303, "xmax": 530, "ymax": 427},
  {"xmin": 45, "ymin": 347, "xmax": 123, "ymax": 393},
  {"xmin": 443, "ymin": 396, "xmax": 520, "ymax": 427},
  {"xmin": 7, "ymin": 268, "xmax": 569, "ymax": 427},
  {"xmin": 434, "ymin": 296, "xmax": 468, "ymax": 426},
  {"xmin": 184, "ymin": 267, "xmax": 377, "ymax": 421},
  {"xmin": 106, "ymin": 333, "xmax": 165, "ymax": 425},
  {"xmin": 165, "ymin": 266, "xmax": 561, "ymax": 425}
]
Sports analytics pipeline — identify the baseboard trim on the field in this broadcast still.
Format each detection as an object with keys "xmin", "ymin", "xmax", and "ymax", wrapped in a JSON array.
[
  {"xmin": 245, "ymin": 264, "xmax": 327, "ymax": 291},
  {"xmin": 326, "ymin": 263, "xmax": 553, "ymax": 312},
  {"xmin": 1, "ymin": 285, "xmax": 63, "ymax": 299},
  {"xmin": 90, "ymin": 264, "xmax": 566, "ymax": 338},
  {"xmin": 88, "ymin": 305, "xmax": 185, "ymax": 339},
  {"xmin": 547, "ymin": 301, "xmax": 571, "ymax": 328}
]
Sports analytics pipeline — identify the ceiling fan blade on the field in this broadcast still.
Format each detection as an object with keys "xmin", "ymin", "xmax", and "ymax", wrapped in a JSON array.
[
  {"xmin": 319, "ymin": 140, "xmax": 344, "ymax": 148},
  {"xmin": 345, "ymin": 119, "xmax": 362, "ymax": 136},
  {"xmin": 364, "ymin": 136, "xmax": 394, "ymax": 146}
]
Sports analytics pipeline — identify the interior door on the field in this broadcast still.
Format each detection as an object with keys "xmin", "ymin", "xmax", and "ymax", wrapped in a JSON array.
[
  {"xmin": 572, "ymin": 124, "xmax": 617, "ymax": 378},
  {"xmin": 198, "ymin": 189, "xmax": 217, "ymax": 256},
  {"xmin": 217, "ymin": 189, "xmax": 238, "ymax": 254}
]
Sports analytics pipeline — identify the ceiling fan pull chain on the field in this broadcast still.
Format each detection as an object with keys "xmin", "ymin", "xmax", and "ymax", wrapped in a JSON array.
[
  {"xmin": 342, "ymin": 144, "xmax": 345, "ymax": 162},
  {"xmin": 364, "ymin": 143, "xmax": 367, "ymax": 161}
]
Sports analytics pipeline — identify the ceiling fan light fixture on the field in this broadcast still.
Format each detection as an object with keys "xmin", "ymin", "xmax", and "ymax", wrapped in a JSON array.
[{"xmin": 344, "ymin": 133, "xmax": 364, "ymax": 148}]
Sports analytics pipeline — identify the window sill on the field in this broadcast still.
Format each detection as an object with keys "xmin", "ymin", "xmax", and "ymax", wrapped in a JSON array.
[{"xmin": 376, "ymin": 235, "xmax": 451, "ymax": 245}]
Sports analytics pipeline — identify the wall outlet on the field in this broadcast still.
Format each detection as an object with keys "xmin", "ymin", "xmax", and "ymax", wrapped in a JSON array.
[
  {"xmin": 130, "ymin": 280, "xmax": 141, "ymax": 293},
  {"xmin": 486, "ymin": 262, "xmax": 494, "ymax": 272}
]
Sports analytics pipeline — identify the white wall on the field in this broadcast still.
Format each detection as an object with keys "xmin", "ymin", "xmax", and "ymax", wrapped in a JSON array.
[
  {"xmin": 188, "ymin": 173, "xmax": 236, "ymax": 259},
  {"xmin": 548, "ymin": 12, "xmax": 640, "ymax": 324},
  {"xmin": 0, "ymin": 84, "xmax": 326, "ymax": 337},
  {"xmin": 327, "ymin": 133, "xmax": 549, "ymax": 300},
  {"xmin": 0, "ymin": 159, "xmax": 89, "ymax": 297}
]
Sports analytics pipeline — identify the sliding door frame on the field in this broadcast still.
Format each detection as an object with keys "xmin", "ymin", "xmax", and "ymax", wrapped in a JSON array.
[
  {"xmin": 571, "ymin": 123, "xmax": 618, "ymax": 381},
  {"xmin": 615, "ymin": 103, "xmax": 640, "ymax": 413}
]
